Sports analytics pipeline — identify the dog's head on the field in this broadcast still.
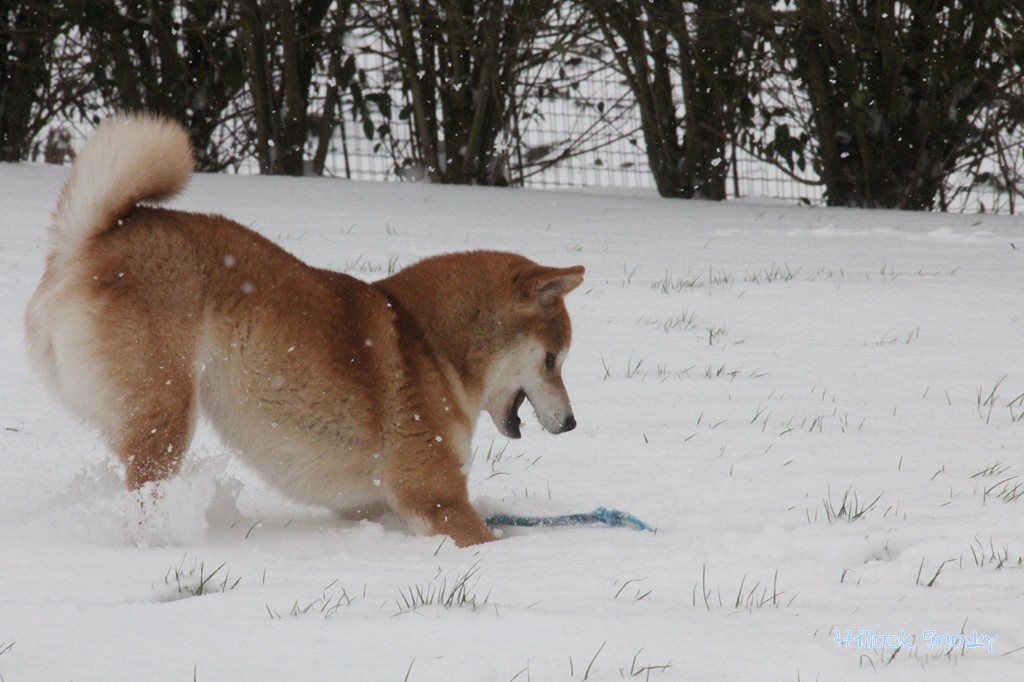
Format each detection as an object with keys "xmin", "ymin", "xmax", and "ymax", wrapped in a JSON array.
[{"xmin": 482, "ymin": 263, "xmax": 585, "ymax": 439}]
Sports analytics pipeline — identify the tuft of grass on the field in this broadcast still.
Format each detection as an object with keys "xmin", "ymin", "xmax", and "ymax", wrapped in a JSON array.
[
  {"xmin": 967, "ymin": 536, "xmax": 1023, "ymax": 570},
  {"xmin": 613, "ymin": 577, "xmax": 653, "ymax": 602},
  {"xmin": 471, "ymin": 439, "xmax": 541, "ymax": 480},
  {"xmin": 162, "ymin": 555, "xmax": 240, "ymax": 599},
  {"xmin": 600, "ymin": 358, "xmax": 763, "ymax": 383},
  {"xmin": 915, "ymin": 557, "xmax": 955, "ymax": 587},
  {"xmin": 705, "ymin": 324, "xmax": 730, "ymax": 346},
  {"xmin": 635, "ymin": 309, "xmax": 699, "ymax": 334},
  {"xmin": 570, "ymin": 643, "xmax": 672, "ymax": 681},
  {"xmin": 750, "ymin": 405, "xmax": 771, "ymax": 428},
  {"xmin": 973, "ymin": 375, "xmax": 1024, "ymax": 425},
  {"xmin": 266, "ymin": 580, "xmax": 363, "ymax": 620},
  {"xmin": 479, "ymin": 437, "xmax": 510, "ymax": 466},
  {"xmin": 692, "ymin": 564, "xmax": 793, "ymax": 611},
  {"xmin": 872, "ymin": 327, "xmax": 921, "ymax": 345},
  {"xmin": 341, "ymin": 253, "xmax": 400, "ymax": 275},
  {"xmin": 980, "ymin": 476, "xmax": 1024, "ymax": 504},
  {"xmin": 976, "ymin": 375, "xmax": 1007, "ymax": 424},
  {"xmin": 707, "ymin": 268, "xmax": 733, "ymax": 286},
  {"xmin": 807, "ymin": 266, "xmax": 847, "ymax": 281},
  {"xmin": 654, "ymin": 264, "xmax": 798, "ymax": 292},
  {"xmin": 997, "ymin": 482, "xmax": 1024, "ymax": 503},
  {"xmin": 808, "ymin": 486, "xmax": 882, "ymax": 524},
  {"xmin": 704, "ymin": 364, "xmax": 737, "ymax": 379},
  {"xmin": 744, "ymin": 263, "xmax": 798, "ymax": 283},
  {"xmin": 599, "ymin": 352, "xmax": 649, "ymax": 380},
  {"xmin": 621, "ymin": 262, "xmax": 638, "ymax": 285},
  {"xmin": 394, "ymin": 561, "xmax": 487, "ymax": 613},
  {"xmin": 625, "ymin": 353, "xmax": 646, "ymax": 379},
  {"xmin": 1008, "ymin": 390, "xmax": 1024, "ymax": 422},
  {"xmin": 970, "ymin": 461, "xmax": 1010, "ymax": 479},
  {"xmin": 876, "ymin": 263, "xmax": 901, "ymax": 280},
  {"xmin": 569, "ymin": 641, "xmax": 605, "ymax": 680},
  {"xmin": 652, "ymin": 270, "xmax": 703, "ymax": 293},
  {"xmin": 971, "ymin": 462, "xmax": 1024, "ymax": 504},
  {"xmin": 621, "ymin": 649, "xmax": 673, "ymax": 680}
]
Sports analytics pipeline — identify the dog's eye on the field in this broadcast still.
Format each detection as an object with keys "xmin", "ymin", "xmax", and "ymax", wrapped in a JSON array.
[{"xmin": 545, "ymin": 352, "xmax": 556, "ymax": 370}]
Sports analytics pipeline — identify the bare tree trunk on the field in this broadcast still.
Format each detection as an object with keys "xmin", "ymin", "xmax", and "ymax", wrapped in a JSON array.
[
  {"xmin": 313, "ymin": 50, "xmax": 341, "ymax": 176},
  {"xmin": 275, "ymin": 0, "xmax": 308, "ymax": 175},
  {"xmin": 0, "ymin": 3, "xmax": 60, "ymax": 161},
  {"xmin": 672, "ymin": 0, "xmax": 738, "ymax": 200},
  {"xmin": 240, "ymin": 0, "xmax": 275, "ymax": 173},
  {"xmin": 391, "ymin": 0, "xmax": 443, "ymax": 180},
  {"xmin": 586, "ymin": 0, "xmax": 689, "ymax": 198},
  {"xmin": 238, "ymin": 0, "xmax": 340, "ymax": 175},
  {"xmin": 792, "ymin": 0, "xmax": 854, "ymax": 205},
  {"xmin": 371, "ymin": 0, "xmax": 552, "ymax": 185}
]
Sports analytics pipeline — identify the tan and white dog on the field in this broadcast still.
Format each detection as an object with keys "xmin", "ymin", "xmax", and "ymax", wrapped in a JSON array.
[{"xmin": 25, "ymin": 114, "xmax": 584, "ymax": 547}]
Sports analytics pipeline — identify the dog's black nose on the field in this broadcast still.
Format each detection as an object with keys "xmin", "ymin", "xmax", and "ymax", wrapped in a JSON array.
[{"xmin": 561, "ymin": 413, "xmax": 576, "ymax": 432}]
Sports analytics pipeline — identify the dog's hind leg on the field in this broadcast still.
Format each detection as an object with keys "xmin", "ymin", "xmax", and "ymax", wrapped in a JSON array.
[
  {"xmin": 105, "ymin": 333, "xmax": 200, "ymax": 490},
  {"xmin": 114, "ymin": 382, "xmax": 197, "ymax": 490},
  {"xmin": 114, "ymin": 374, "xmax": 198, "ymax": 490}
]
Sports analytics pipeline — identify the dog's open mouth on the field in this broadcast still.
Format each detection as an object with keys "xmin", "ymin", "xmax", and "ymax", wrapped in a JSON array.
[{"xmin": 502, "ymin": 389, "xmax": 527, "ymax": 439}]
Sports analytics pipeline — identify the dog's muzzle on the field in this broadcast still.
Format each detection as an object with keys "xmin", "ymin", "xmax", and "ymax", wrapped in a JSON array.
[
  {"xmin": 501, "ymin": 389, "xmax": 576, "ymax": 438},
  {"xmin": 502, "ymin": 390, "xmax": 527, "ymax": 439}
]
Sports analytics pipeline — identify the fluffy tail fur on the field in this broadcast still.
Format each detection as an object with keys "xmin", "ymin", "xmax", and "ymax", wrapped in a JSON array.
[{"xmin": 49, "ymin": 113, "xmax": 194, "ymax": 261}]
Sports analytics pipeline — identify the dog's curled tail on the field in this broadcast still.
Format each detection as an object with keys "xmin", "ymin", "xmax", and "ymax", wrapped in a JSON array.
[{"xmin": 49, "ymin": 113, "xmax": 194, "ymax": 261}]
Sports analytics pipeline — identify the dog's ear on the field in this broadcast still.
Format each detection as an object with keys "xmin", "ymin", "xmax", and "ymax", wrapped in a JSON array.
[{"xmin": 519, "ymin": 265, "xmax": 585, "ymax": 308}]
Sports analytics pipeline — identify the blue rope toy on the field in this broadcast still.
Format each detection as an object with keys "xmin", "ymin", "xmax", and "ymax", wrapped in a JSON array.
[{"xmin": 486, "ymin": 507, "xmax": 653, "ymax": 532}]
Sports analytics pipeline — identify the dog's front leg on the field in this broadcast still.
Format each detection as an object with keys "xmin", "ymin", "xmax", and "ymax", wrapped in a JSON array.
[
  {"xmin": 424, "ymin": 499, "xmax": 496, "ymax": 547},
  {"xmin": 385, "ymin": 445, "xmax": 495, "ymax": 547}
]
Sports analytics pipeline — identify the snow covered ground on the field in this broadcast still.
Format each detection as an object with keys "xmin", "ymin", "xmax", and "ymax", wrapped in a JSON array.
[{"xmin": 1, "ymin": 162, "xmax": 1022, "ymax": 681}]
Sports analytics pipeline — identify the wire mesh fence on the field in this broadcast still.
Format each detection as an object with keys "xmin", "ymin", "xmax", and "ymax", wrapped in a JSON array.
[
  {"xmin": 303, "ymin": 32, "xmax": 831, "ymax": 206},
  {"xmin": 45, "ymin": 6, "xmax": 1012, "ymax": 214},
  {"xmin": 304, "ymin": 11, "xmax": 1023, "ymax": 214}
]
